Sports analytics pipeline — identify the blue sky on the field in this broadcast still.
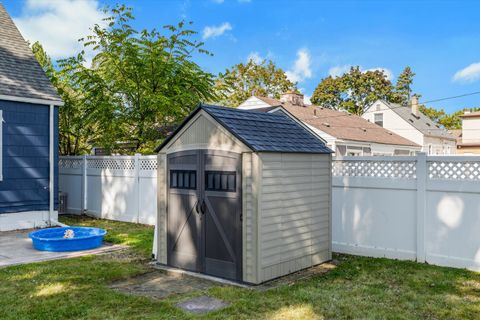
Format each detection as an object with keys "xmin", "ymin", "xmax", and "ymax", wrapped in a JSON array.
[{"xmin": 4, "ymin": 0, "xmax": 480, "ymax": 112}]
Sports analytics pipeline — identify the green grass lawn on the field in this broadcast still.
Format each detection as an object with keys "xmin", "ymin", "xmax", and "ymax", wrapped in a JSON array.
[{"xmin": 0, "ymin": 215, "xmax": 479, "ymax": 319}]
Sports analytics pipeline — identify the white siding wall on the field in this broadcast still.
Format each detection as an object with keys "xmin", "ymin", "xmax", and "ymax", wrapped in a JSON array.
[
  {"xmin": 258, "ymin": 153, "xmax": 332, "ymax": 282},
  {"xmin": 462, "ymin": 117, "xmax": 480, "ymax": 143},
  {"xmin": 237, "ymin": 96, "xmax": 271, "ymax": 110},
  {"xmin": 424, "ymin": 136, "xmax": 457, "ymax": 155},
  {"xmin": 363, "ymin": 100, "xmax": 425, "ymax": 147}
]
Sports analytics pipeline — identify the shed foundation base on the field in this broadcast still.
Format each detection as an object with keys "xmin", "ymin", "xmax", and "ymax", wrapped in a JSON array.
[{"xmin": 0, "ymin": 210, "xmax": 58, "ymax": 231}]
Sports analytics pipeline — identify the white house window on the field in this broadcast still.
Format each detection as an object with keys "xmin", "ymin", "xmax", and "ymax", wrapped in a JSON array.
[
  {"xmin": 0, "ymin": 110, "xmax": 3, "ymax": 181},
  {"xmin": 345, "ymin": 146, "xmax": 363, "ymax": 156},
  {"xmin": 374, "ymin": 113, "xmax": 384, "ymax": 127}
]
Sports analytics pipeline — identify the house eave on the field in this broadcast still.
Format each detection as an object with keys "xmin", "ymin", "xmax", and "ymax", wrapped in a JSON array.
[{"xmin": 0, "ymin": 94, "xmax": 63, "ymax": 106}]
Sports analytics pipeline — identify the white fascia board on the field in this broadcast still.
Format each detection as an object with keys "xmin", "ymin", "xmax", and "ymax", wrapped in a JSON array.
[{"xmin": 0, "ymin": 94, "xmax": 63, "ymax": 106}]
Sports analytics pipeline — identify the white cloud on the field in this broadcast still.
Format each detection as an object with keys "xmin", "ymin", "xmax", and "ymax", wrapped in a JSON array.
[
  {"xmin": 13, "ymin": 0, "xmax": 106, "ymax": 59},
  {"xmin": 202, "ymin": 22, "xmax": 232, "ymax": 40},
  {"xmin": 453, "ymin": 62, "xmax": 480, "ymax": 83},
  {"xmin": 286, "ymin": 48, "xmax": 312, "ymax": 83},
  {"xmin": 328, "ymin": 65, "xmax": 393, "ymax": 80},
  {"xmin": 298, "ymin": 88, "xmax": 312, "ymax": 105},
  {"xmin": 365, "ymin": 67, "xmax": 394, "ymax": 81},
  {"xmin": 328, "ymin": 65, "xmax": 351, "ymax": 78},
  {"xmin": 247, "ymin": 52, "xmax": 263, "ymax": 64}
]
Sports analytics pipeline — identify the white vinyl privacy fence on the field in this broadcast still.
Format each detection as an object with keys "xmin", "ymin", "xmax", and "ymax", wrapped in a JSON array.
[
  {"xmin": 332, "ymin": 154, "xmax": 480, "ymax": 272},
  {"xmin": 59, "ymin": 155, "xmax": 157, "ymax": 225},
  {"xmin": 59, "ymin": 154, "xmax": 480, "ymax": 272}
]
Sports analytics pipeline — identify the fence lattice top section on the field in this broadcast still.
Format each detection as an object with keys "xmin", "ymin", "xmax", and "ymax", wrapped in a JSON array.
[
  {"xmin": 60, "ymin": 155, "xmax": 480, "ymax": 181},
  {"xmin": 428, "ymin": 160, "xmax": 480, "ymax": 181},
  {"xmin": 139, "ymin": 158, "xmax": 158, "ymax": 171},
  {"xmin": 59, "ymin": 155, "xmax": 158, "ymax": 173},
  {"xmin": 332, "ymin": 158, "xmax": 417, "ymax": 179},
  {"xmin": 59, "ymin": 157, "xmax": 83, "ymax": 169},
  {"xmin": 87, "ymin": 158, "xmax": 136, "ymax": 170}
]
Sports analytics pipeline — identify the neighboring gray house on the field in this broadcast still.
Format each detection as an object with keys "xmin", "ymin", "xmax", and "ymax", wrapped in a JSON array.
[
  {"xmin": 0, "ymin": 4, "xmax": 62, "ymax": 231},
  {"xmin": 363, "ymin": 97, "xmax": 457, "ymax": 155},
  {"xmin": 154, "ymin": 104, "xmax": 332, "ymax": 284}
]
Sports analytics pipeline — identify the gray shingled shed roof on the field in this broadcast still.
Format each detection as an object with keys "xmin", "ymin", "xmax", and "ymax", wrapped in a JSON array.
[
  {"xmin": 156, "ymin": 104, "xmax": 332, "ymax": 153},
  {"xmin": 0, "ymin": 4, "xmax": 61, "ymax": 103},
  {"xmin": 384, "ymin": 101, "xmax": 455, "ymax": 140}
]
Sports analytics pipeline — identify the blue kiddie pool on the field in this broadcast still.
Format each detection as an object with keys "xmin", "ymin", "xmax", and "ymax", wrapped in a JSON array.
[{"xmin": 29, "ymin": 227, "xmax": 107, "ymax": 252}]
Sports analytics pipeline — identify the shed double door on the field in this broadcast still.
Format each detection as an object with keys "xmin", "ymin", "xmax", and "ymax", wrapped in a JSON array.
[{"xmin": 167, "ymin": 150, "xmax": 242, "ymax": 281}]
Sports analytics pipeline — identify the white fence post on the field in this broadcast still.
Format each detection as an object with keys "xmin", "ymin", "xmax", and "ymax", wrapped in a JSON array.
[
  {"xmin": 82, "ymin": 154, "xmax": 87, "ymax": 214},
  {"xmin": 415, "ymin": 152, "xmax": 427, "ymax": 263},
  {"xmin": 134, "ymin": 153, "xmax": 141, "ymax": 224}
]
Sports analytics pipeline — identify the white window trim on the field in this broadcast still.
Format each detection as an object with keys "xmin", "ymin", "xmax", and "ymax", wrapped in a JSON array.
[
  {"xmin": 345, "ymin": 145, "xmax": 363, "ymax": 156},
  {"xmin": 372, "ymin": 151, "xmax": 394, "ymax": 156},
  {"xmin": 374, "ymin": 112, "xmax": 384, "ymax": 127},
  {"xmin": 0, "ymin": 110, "xmax": 3, "ymax": 181}
]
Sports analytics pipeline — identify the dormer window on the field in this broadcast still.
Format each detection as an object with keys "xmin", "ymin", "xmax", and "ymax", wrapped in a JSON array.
[{"xmin": 374, "ymin": 113, "xmax": 383, "ymax": 127}]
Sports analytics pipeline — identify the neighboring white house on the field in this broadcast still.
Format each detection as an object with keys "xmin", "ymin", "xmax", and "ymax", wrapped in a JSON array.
[
  {"xmin": 238, "ymin": 92, "xmax": 421, "ymax": 156},
  {"xmin": 362, "ymin": 97, "xmax": 457, "ymax": 155},
  {"xmin": 456, "ymin": 111, "xmax": 480, "ymax": 155}
]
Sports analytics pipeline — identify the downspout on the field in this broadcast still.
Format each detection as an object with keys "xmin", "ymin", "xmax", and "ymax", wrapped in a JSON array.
[
  {"xmin": 49, "ymin": 104, "xmax": 54, "ymax": 226},
  {"xmin": 48, "ymin": 104, "xmax": 68, "ymax": 228}
]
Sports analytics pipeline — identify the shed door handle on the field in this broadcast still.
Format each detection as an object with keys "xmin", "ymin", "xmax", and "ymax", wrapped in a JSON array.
[
  {"xmin": 195, "ymin": 199, "xmax": 200, "ymax": 215},
  {"xmin": 200, "ymin": 200, "xmax": 206, "ymax": 215}
]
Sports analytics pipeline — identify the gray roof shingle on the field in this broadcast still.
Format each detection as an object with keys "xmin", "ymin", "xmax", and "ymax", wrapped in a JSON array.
[
  {"xmin": 156, "ymin": 104, "xmax": 332, "ymax": 154},
  {"xmin": 385, "ymin": 101, "xmax": 455, "ymax": 140},
  {"xmin": 0, "ymin": 4, "xmax": 61, "ymax": 103}
]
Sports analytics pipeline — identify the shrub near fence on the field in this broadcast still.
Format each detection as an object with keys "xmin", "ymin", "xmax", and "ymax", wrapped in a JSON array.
[
  {"xmin": 60, "ymin": 153, "xmax": 480, "ymax": 272},
  {"xmin": 59, "ymin": 155, "xmax": 157, "ymax": 225},
  {"xmin": 332, "ymin": 153, "xmax": 480, "ymax": 272}
]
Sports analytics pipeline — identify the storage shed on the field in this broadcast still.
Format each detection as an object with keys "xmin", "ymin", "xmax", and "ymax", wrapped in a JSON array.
[
  {"xmin": 154, "ymin": 104, "xmax": 333, "ymax": 284},
  {"xmin": 0, "ymin": 4, "xmax": 62, "ymax": 231}
]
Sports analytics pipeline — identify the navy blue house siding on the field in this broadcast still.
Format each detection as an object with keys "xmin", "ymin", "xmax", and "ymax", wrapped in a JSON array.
[{"xmin": 0, "ymin": 100, "xmax": 58, "ymax": 214}]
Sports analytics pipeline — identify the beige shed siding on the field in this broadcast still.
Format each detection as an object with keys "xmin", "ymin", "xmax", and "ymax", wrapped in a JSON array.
[
  {"xmin": 166, "ymin": 111, "xmax": 249, "ymax": 154},
  {"xmin": 242, "ymin": 152, "xmax": 258, "ymax": 283},
  {"xmin": 258, "ymin": 153, "xmax": 331, "ymax": 282},
  {"xmin": 156, "ymin": 152, "xmax": 168, "ymax": 264},
  {"xmin": 156, "ymin": 110, "xmax": 252, "ymax": 276}
]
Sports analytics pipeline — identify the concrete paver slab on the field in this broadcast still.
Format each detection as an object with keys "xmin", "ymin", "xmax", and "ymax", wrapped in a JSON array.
[
  {"xmin": 0, "ymin": 229, "xmax": 124, "ymax": 267},
  {"xmin": 176, "ymin": 296, "xmax": 229, "ymax": 314}
]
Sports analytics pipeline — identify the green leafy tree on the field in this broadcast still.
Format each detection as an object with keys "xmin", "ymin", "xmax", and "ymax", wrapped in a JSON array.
[
  {"xmin": 419, "ymin": 105, "xmax": 446, "ymax": 124},
  {"xmin": 32, "ymin": 42, "xmax": 94, "ymax": 155},
  {"xmin": 215, "ymin": 59, "xmax": 296, "ymax": 107},
  {"xmin": 61, "ymin": 5, "xmax": 217, "ymax": 153},
  {"xmin": 311, "ymin": 66, "xmax": 394, "ymax": 115},
  {"xmin": 393, "ymin": 66, "xmax": 415, "ymax": 105},
  {"xmin": 420, "ymin": 105, "xmax": 480, "ymax": 130}
]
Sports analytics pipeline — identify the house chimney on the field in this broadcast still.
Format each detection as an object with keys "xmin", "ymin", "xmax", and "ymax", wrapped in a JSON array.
[
  {"xmin": 411, "ymin": 94, "xmax": 419, "ymax": 117},
  {"xmin": 280, "ymin": 91, "xmax": 305, "ymax": 107}
]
